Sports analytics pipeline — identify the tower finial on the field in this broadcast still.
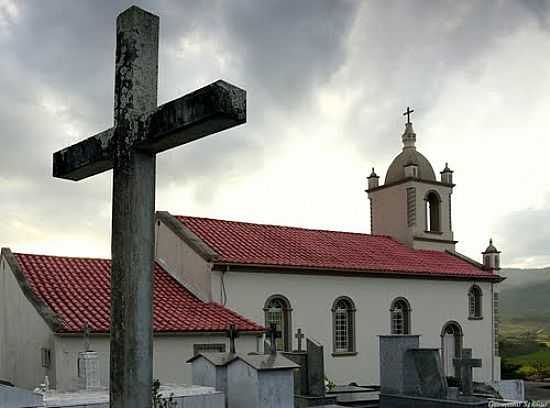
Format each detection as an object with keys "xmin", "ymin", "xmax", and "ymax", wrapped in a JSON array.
[{"xmin": 403, "ymin": 106, "xmax": 414, "ymax": 124}]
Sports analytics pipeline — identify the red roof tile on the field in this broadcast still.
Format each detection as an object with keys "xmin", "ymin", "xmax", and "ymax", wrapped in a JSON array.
[
  {"xmin": 175, "ymin": 215, "xmax": 499, "ymax": 281},
  {"xmin": 13, "ymin": 253, "xmax": 264, "ymax": 334}
]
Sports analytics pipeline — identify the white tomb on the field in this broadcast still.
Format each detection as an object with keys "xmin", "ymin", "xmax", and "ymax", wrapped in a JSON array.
[{"xmin": 225, "ymin": 354, "xmax": 298, "ymax": 408}]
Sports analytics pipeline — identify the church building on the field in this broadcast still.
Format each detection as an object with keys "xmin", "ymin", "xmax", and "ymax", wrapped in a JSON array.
[
  {"xmin": 154, "ymin": 117, "xmax": 504, "ymax": 385},
  {"xmin": 0, "ymin": 116, "xmax": 504, "ymax": 392}
]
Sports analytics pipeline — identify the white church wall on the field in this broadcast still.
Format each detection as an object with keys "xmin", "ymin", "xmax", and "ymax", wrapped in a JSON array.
[
  {"xmin": 155, "ymin": 220, "xmax": 212, "ymax": 302},
  {"xmin": 0, "ymin": 255, "xmax": 54, "ymax": 390},
  {"xmin": 211, "ymin": 269, "xmax": 496, "ymax": 385},
  {"xmin": 54, "ymin": 333, "xmax": 259, "ymax": 392}
]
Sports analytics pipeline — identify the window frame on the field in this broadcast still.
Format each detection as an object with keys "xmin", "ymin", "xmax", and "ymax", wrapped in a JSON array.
[
  {"xmin": 263, "ymin": 294, "xmax": 293, "ymax": 352},
  {"xmin": 390, "ymin": 297, "xmax": 412, "ymax": 335},
  {"xmin": 468, "ymin": 285, "xmax": 483, "ymax": 320},
  {"xmin": 331, "ymin": 296, "xmax": 357, "ymax": 356}
]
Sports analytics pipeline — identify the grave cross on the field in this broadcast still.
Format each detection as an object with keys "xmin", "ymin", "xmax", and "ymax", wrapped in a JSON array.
[
  {"xmin": 225, "ymin": 324, "xmax": 240, "ymax": 354},
  {"xmin": 82, "ymin": 321, "xmax": 91, "ymax": 352},
  {"xmin": 453, "ymin": 348, "xmax": 482, "ymax": 396},
  {"xmin": 403, "ymin": 106, "xmax": 414, "ymax": 124},
  {"xmin": 267, "ymin": 323, "xmax": 282, "ymax": 354},
  {"xmin": 295, "ymin": 328, "xmax": 305, "ymax": 352},
  {"xmin": 52, "ymin": 6, "xmax": 246, "ymax": 408}
]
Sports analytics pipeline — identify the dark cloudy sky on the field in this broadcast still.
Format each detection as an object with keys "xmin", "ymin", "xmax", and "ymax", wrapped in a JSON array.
[{"xmin": 0, "ymin": 0, "xmax": 548, "ymax": 268}]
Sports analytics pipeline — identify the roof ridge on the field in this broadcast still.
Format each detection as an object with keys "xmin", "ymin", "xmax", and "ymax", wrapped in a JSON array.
[
  {"xmin": 13, "ymin": 252, "xmax": 111, "ymax": 262},
  {"xmin": 175, "ymin": 214, "xmax": 394, "ymax": 239}
]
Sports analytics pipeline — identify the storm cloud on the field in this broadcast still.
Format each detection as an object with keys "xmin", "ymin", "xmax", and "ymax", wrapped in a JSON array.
[{"xmin": 0, "ymin": 0, "xmax": 548, "ymax": 268}]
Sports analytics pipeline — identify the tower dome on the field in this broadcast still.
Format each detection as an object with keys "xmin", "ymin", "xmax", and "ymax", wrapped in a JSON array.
[{"xmin": 384, "ymin": 122, "xmax": 436, "ymax": 184}]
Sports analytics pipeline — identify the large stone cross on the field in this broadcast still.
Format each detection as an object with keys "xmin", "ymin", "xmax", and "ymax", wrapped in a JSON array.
[
  {"xmin": 453, "ymin": 348, "xmax": 482, "ymax": 397},
  {"xmin": 52, "ymin": 6, "xmax": 245, "ymax": 408}
]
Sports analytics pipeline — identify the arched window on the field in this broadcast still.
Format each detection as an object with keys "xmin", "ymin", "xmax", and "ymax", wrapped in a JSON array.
[
  {"xmin": 390, "ymin": 297, "xmax": 411, "ymax": 334},
  {"xmin": 468, "ymin": 285, "xmax": 483, "ymax": 319},
  {"xmin": 264, "ymin": 295, "xmax": 292, "ymax": 351},
  {"xmin": 440, "ymin": 321, "xmax": 463, "ymax": 377},
  {"xmin": 425, "ymin": 191, "xmax": 441, "ymax": 232},
  {"xmin": 331, "ymin": 297, "xmax": 356, "ymax": 354}
]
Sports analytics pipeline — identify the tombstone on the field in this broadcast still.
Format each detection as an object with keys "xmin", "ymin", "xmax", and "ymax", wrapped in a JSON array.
[
  {"xmin": 379, "ymin": 334, "xmax": 420, "ymax": 395},
  {"xmin": 282, "ymin": 335, "xmax": 338, "ymax": 407},
  {"xmin": 52, "ymin": 6, "xmax": 246, "ymax": 408},
  {"xmin": 225, "ymin": 354, "xmax": 298, "ymax": 408},
  {"xmin": 453, "ymin": 348, "xmax": 482, "ymax": 397},
  {"xmin": 379, "ymin": 335, "xmax": 489, "ymax": 408},
  {"xmin": 187, "ymin": 353, "xmax": 234, "ymax": 395},
  {"xmin": 409, "ymin": 348, "xmax": 448, "ymax": 399}
]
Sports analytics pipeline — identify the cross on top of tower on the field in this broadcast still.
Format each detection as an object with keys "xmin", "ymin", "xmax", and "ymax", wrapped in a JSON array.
[{"xmin": 403, "ymin": 106, "xmax": 414, "ymax": 124}]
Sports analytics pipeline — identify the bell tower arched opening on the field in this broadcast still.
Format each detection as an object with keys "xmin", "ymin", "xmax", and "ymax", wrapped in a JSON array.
[{"xmin": 425, "ymin": 191, "xmax": 441, "ymax": 232}]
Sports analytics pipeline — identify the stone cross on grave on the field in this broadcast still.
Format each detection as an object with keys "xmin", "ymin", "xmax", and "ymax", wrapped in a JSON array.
[
  {"xmin": 295, "ymin": 328, "xmax": 305, "ymax": 352},
  {"xmin": 225, "ymin": 324, "xmax": 240, "ymax": 354},
  {"xmin": 82, "ymin": 321, "xmax": 91, "ymax": 352},
  {"xmin": 52, "ymin": 6, "xmax": 246, "ymax": 408},
  {"xmin": 453, "ymin": 348, "xmax": 482, "ymax": 397},
  {"xmin": 267, "ymin": 323, "xmax": 282, "ymax": 354}
]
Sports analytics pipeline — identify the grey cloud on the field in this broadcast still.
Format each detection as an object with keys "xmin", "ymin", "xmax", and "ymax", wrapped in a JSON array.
[
  {"xmin": 0, "ymin": 0, "xmax": 358, "ymax": 253},
  {"xmin": 496, "ymin": 203, "xmax": 550, "ymax": 265}
]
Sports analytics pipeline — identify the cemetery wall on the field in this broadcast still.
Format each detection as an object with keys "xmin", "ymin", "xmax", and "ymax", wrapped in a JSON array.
[
  {"xmin": 54, "ymin": 333, "xmax": 259, "ymax": 391},
  {"xmin": 211, "ymin": 269, "xmax": 496, "ymax": 385},
  {"xmin": 0, "ymin": 256, "xmax": 54, "ymax": 390},
  {"xmin": 155, "ymin": 218, "xmax": 211, "ymax": 302}
]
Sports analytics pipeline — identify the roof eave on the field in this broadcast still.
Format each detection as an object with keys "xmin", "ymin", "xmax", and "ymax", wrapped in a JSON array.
[{"xmin": 212, "ymin": 261, "xmax": 503, "ymax": 282}]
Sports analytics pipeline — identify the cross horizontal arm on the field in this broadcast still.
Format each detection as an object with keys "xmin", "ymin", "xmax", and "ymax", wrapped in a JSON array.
[{"xmin": 53, "ymin": 80, "xmax": 246, "ymax": 181}]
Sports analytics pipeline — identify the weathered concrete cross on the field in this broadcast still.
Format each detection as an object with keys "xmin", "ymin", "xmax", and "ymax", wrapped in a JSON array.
[
  {"xmin": 453, "ymin": 348, "xmax": 482, "ymax": 396},
  {"xmin": 225, "ymin": 324, "xmax": 240, "ymax": 354},
  {"xmin": 295, "ymin": 328, "xmax": 305, "ymax": 352},
  {"xmin": 52, "ymin": 6, "xmax": 245, "ymax": 408}
]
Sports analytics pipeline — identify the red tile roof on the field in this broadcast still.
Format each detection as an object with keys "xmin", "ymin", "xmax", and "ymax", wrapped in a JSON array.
[
  {"xmin": 175, "ymin": 215, "xmax": 500, "ymax": 281},
  {"xmin": 13, "ymin": 253, "xmax": 264, "ymax": 334}
]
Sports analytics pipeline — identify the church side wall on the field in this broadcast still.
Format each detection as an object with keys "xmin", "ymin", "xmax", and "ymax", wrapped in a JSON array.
[
  {"xmin": 54, "ymin": 333, "xmax": 259, "ymax": 391},
  {"xmin": 155, "ymin": 221, "xmax": 211, "ymax": 302},
  {"xmin": 0, "ymin": 256, "xmax": 54, "ymax": 390},
  {"xmin": 211, "ymin": 270, "xmax": 496, "ymax": 385}
]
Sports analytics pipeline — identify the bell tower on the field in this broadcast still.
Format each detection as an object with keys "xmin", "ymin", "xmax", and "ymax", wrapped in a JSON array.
[{"xmin": 366, "ymin": 108, "xmax": 457, "ymax": 252}]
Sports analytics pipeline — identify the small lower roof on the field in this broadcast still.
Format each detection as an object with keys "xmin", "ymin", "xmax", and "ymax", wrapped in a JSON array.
[{"xmin": 2, "ymin": 249, "xmax": 264, "ymax": 334}]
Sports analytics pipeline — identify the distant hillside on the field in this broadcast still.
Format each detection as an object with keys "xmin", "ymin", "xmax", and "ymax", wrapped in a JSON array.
[{"xmin": 499, "ymin": 267, "xmax": 550, "ymax": 321}]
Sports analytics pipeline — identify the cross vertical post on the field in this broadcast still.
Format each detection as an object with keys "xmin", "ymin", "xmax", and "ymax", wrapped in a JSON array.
[{"xmin": 110, "ymin": 7, "xmax": 158, "ymax": 408}]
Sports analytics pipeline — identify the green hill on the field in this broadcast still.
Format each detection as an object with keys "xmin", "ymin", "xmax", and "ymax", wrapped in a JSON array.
[{"xmin": 499, "ymin": 267, "xmax": 550, "ymax": 321}]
